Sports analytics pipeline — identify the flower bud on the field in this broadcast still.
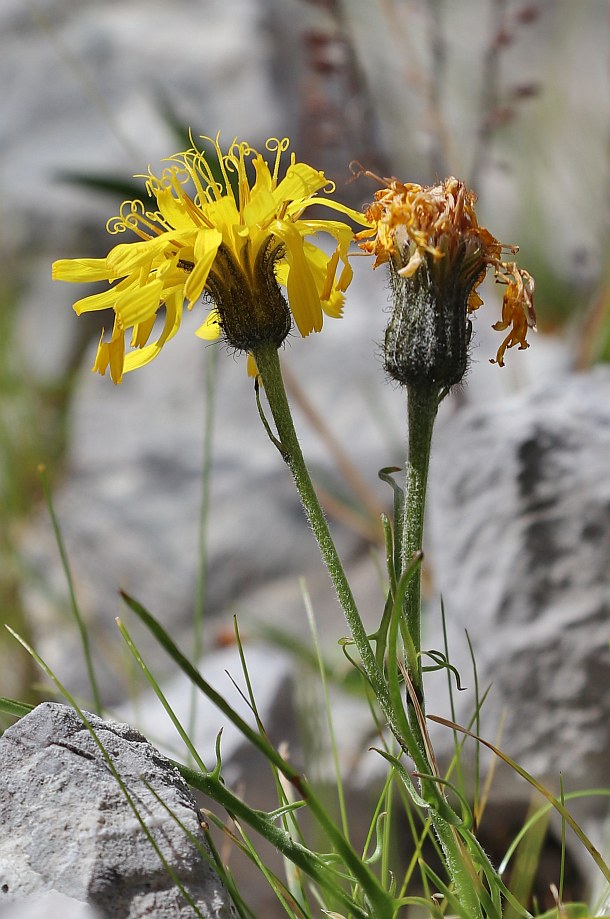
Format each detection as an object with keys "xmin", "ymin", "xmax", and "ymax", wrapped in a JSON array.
[
  {"xmin": 357, "ymin": 175, "xmax": 536, "ymax": 389},
  {"xmin": 384, "ymin": 253, "xmax": 474, "ymax": 389}
]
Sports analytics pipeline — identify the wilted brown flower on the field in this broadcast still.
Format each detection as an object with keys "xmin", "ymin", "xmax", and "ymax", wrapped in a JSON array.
[{"xmin": 357, "ymin": 175, "xmax": 536, "ymax": 374}]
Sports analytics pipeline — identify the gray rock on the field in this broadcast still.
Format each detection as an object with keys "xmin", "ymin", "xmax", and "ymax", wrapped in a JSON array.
[
  {"xmin": 0, "ymin": 890, "xmax": 99, "ymax": 919},
  {"xmin": 427, "ymin": 369, "xmax": 610, "ymax": 780},
  {"xmin": 0, "ymin": 702, "xmax": 235, "ymax": 919},
  {"xmin": 424, "ymin": 368, "xmax": 610, "ymax": 882}
]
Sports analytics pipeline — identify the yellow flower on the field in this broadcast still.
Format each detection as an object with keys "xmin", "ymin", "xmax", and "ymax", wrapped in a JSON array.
[
  {"xmin": 53, "ymin": 136, "xmax": 368, "ymax": 383},
  {"xmin": 357, "ymin": 175, "xmax": 536, "ymax": 369}
]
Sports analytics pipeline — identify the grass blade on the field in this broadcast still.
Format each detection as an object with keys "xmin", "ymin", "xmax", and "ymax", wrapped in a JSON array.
[
  {"xmin": 39, "ymin": 465, "xmax": 102, "ymax": 714},
  {"xmin": 429, "ymin": 714, "xmax": 610, "ymax": 886}
]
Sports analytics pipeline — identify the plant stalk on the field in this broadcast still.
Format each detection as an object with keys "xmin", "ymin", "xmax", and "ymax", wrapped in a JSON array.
[
  {"xmin": 402, "ymin": 383, "xmax": 439, "ymax": 700},
  {"xmin": 252, "ymin": 343, "xmax": 390, "ymax": 714},
  {"xmin": 253, "ymin": 344, "xmax": 483, "ymax": 919},
  {"xmin": 401, "ymin": 384, "xmax": 486, "ymax": 919}
]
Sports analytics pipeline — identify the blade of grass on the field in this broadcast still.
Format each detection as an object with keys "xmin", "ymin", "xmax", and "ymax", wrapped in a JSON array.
[
  {"xmin": 198, "ymin": 811, "xmax": 262, "ymax": 919},
  {"xmin": 207, "ymin": 809, "xmax": 313, "ymax": 919},
  {"xmin": 465, "ymin": 629, "xmax": 482, "ymax": 823},
  {"xmin": 504, "ymin": 794, "xmax": 549, "ymax": 919},
  {"xmin": 120, "ymin": 591, "xmax": 397, "ymax": 918},
  {"xmin": 0, "ymin": 697, "xmax": 35, "ymax": 719},
  {"xmin": 498, "ymin": 789, "xmax": 610, "ymax": 876},
  {"xmin": 175, "ymin": 761, "xmax": 376, "ymax": 919},
  {"xmin": 231, "ymin": 617, "xmax": 311, "ymax": 912},
  {"xmin": 115, "ymin": 614, "xmax": 271, "ymax": 915},
  {"xmin": 115, "ymin": 616, "xmax": 208, "ymax": 772},
  {"xmin": 231, "ymin": 817, "xmax": 312, "ymax": 919},
  {"xmin": 38, "ymin": 465, "xmax": 102, "ymax": 714},
  {"xmin": 301, "ymin": 578, "xmax": 349, "ymax": 839},
  {"xmin": 380, "ymin": 783, "xmax": 393, "ymax": 891},
  {"xmin": 559, "ymin": 774, "xmax": 566, "ymax": 904},
  {"xmin": 429, "ymin": 714, "xmax": 610, "ymax": 886},
  {"xmin": 144, "ymin": 778, "xmax": 252, "ymax": 919}
]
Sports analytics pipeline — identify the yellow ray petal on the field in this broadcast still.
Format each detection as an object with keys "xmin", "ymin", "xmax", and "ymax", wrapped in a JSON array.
[
  {"xmin": 107, "ymin": 234, "xmax": 183, "ymax": 275},
  {"xmin": 279, "ymin": 223, "xmax": 323, "ymax": 336},
  {"xmin": 246, "ymin": 353, "xmax": 258, "ymax": 377},
  {"xmin": 195, "ymin": 309, "xmax": 222, "ymax": 340},
  {"xmin": 116, "ymin": 280, "xmax": 164, "ymax": 328},
  {"xmin": 184, "ymin": 229, "xmax": 222, "ymax": 306},
  {"xmin": 322, "ymin": 289, "xmax": 345, "ymax": 319},
  {"xmin": 108, "ymin": 333, "xmax": 126, "ymax": 384},
  {"xmin": 52, "ymin": 258, "xmax": 116, "ymax": 282},
  {"xmin": 131, "ymin": 314, "xmax": 157, "ymax": 349},
  {"xmin": 73, "ymin": 285, "xmax": 121, "ymax": 315},
  {"xmin": 123, "ymin": 292, "xmax": 183, "ymax": 374},
  {"xmin": 296, "ymin": 199, "xmax": 373, "ymax": 227},
  {"xmin": 273, "ymin": 163, "xmax": 326, "ymax": 207}
]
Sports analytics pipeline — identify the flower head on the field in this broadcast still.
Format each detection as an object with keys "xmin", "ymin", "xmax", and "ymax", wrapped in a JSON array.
[
  {"xmin": 357, "ymin": 175, "xmax": 536, "ymax": 378},
  {"xmin": 53, "ymin": 136, "xmax": 368, "ymax": 382}
]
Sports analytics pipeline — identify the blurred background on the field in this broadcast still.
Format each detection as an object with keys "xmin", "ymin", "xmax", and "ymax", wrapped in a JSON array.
[{"xmin": 1, "ymin": 0, "xmax": 610, "ymax": 910}]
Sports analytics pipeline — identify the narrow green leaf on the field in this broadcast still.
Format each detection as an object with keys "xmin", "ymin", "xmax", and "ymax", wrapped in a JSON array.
[
  {"xmin": 0, "ymin": 697, "xmax": 35, "ymax": 719},
  {"xmin": 429, "ymin": 714, "xmax": 610, "ymax": 886}
]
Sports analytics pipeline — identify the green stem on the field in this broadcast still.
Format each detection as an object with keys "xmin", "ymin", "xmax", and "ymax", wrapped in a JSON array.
[
  {"xmin": 252, "ymin": 343, "xmax": 390, "ymax": 715},
  {"xmin": 400, "ymin": 385, "xmax": 486, "ymax": 919},
  {"xmin": 400, "ymin": 386, "xmax": 443, "ymax": 851},
  {"xmin": 402, "ymin": 384, "xmax": 439, "ymax": 699},
  {"xmin": 253, "ymin": 344, "xmax": 483, "ymax": 919},
  {"xmin": 176, "ymin": 761, "xmax": 374, "ymax": 919}
]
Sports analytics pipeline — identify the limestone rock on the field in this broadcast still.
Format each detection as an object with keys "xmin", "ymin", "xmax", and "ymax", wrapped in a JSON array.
[
  {"xmin": 424, "ymin": 368, "xmax": 610, "ymax": 883},
  {"xmin": 0, "ymin": 702, "xmax": 235, "ymax": 918},
  {"xmin": 0, "ymin": 890, "xmax": 99, "ymax": 919},
  {"xmin": 427, "ymin": 369, "xmax": 610, "ymax": 782}
]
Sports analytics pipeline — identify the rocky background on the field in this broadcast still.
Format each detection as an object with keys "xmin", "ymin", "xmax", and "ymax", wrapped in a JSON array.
[{"xmin": 1, "ymin": 0, "xmax": 610, "ymax": 916}]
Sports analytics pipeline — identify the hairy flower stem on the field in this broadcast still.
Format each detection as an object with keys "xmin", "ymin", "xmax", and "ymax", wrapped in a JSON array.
[
  {"xmin": 253, "ymin": 344, "xmax": 390, "ymax": 709},
  {"xmin": 254, "ymin": 344, "xmax": 483, "ymax": 919},
  {"xmin": 400, "ymin": 384, "xmax": 439, "ymax": 836},
  {"xmin": 402, "ymin": 384, "xmax": 439, "ymax": 703},
  {"xmin": 400, "ymin": 385, "xmax": 486, "ymax": 919},
  {"xmin": 253, "ymin": 344, "xmax": 439, "ymax": 776}
]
